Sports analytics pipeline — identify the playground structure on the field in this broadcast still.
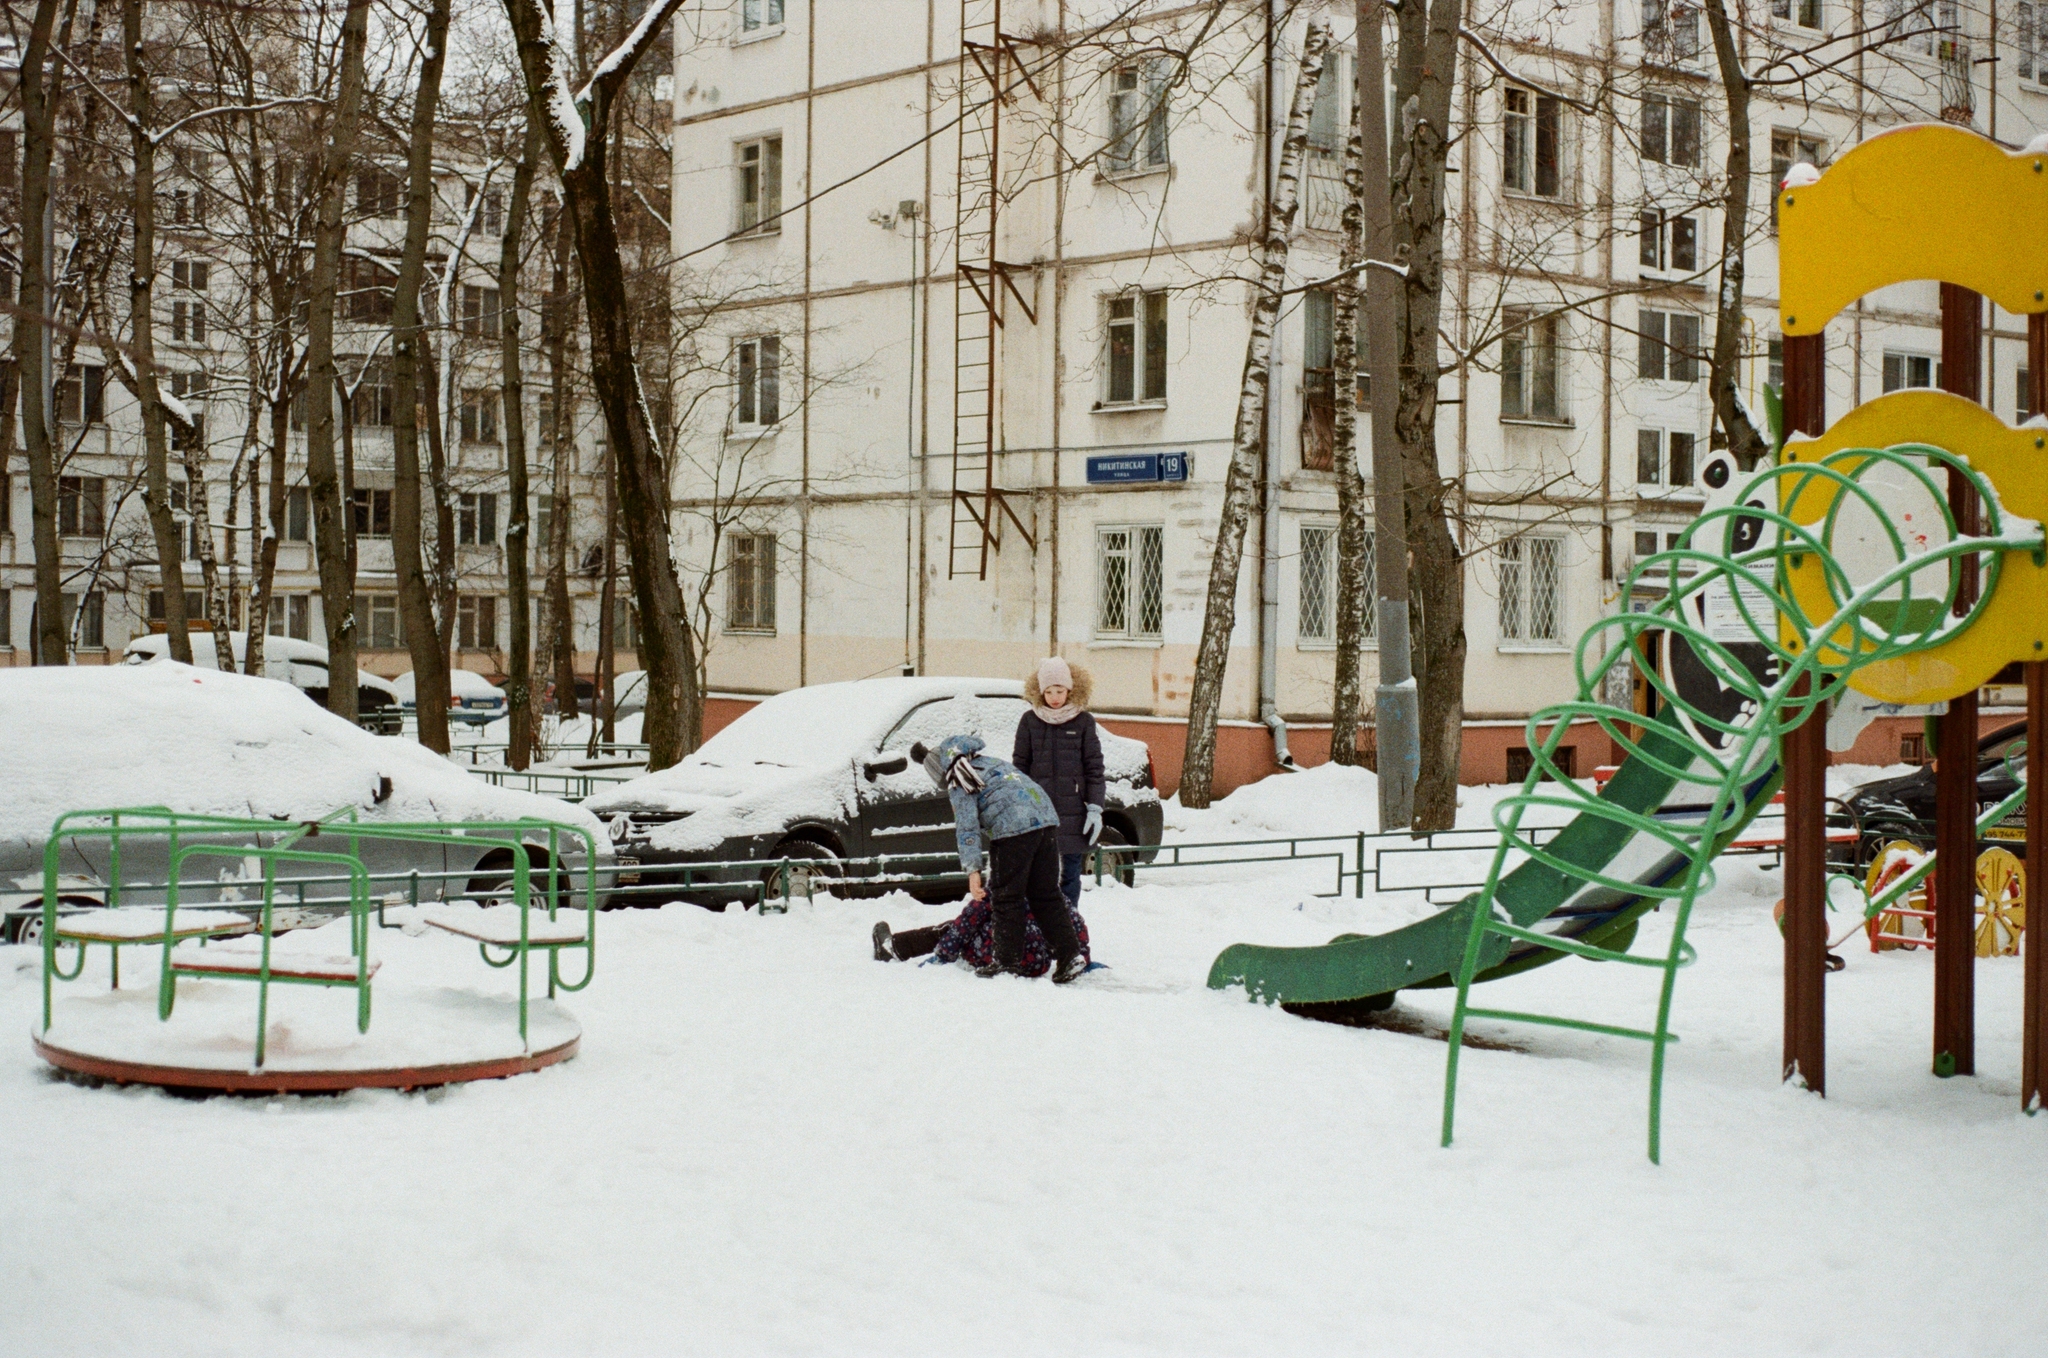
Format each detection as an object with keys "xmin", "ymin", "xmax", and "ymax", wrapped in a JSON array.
[
  {"xmin": 1207, "ymin": 124, "xmax": 2048, "ymax": 1159},
  {"xmin": 31, "ymin": 806, "xmax": 601, "ymax": 1093}
]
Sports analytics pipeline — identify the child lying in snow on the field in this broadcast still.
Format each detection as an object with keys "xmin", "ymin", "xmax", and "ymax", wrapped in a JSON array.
[{"xmin": 869, "ymin": 734, "xmax": 1089, "ymax": 982}]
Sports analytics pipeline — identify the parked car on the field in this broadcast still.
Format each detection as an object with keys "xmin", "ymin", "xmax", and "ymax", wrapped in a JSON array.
[
  {"xmin": 1840, "ymin": 721, "xmax": 2027, "ymax": 864},
  {"xmin": 585, "ymin": 677, "xmax": 1164, "ymax": 907},
  {"xmin": 611, "ymin": 670, "xmax": 646, "ymax": 718},
  {"xmin": 394, "ymin": 669, "xmax": 510, "ymax": 727},
  {"xmin": 0, "ymin": 663, "xmax": 609, "ymax": 944},
  {"xmin": 123, "ymin": 633, "xmax": 405, "ymax": 734}
]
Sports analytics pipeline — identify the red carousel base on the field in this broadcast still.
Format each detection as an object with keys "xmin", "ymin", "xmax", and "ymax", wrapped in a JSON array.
[{"xmin": 32, "ymin": 1030, "xmax": 579, "ymax": 1093}]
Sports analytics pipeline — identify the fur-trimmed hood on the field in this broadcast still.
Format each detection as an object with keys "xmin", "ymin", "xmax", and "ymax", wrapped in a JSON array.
[{"xmin": 1024, "ymin": 661, "xmax": 1093, "ymax": 713}]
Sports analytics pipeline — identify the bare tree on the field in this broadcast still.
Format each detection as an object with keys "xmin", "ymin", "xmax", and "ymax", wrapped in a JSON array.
[
  {"xmin": 502, "ymin": 115, "xmax": 544, "ymax": 769},
  {"xmin": 1179, "ymin": 19, "xmax": 1330, "ymax": 809},
  {"xmin": 502, "ymin": 0, "xmax": 699, "ymax": 769},
  {"xmin": 1328, "ymin": 48, "xmax": 1366, "ymax": 768},
  {"xmin": 303, "ymin": 0, "xmax": 373, "ymax": 720}
]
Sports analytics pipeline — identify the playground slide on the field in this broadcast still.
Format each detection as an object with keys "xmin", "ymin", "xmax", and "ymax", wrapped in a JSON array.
[{"xmin": 1204, "ymin": 708, "xmax": 1783, "ymax": 1008}]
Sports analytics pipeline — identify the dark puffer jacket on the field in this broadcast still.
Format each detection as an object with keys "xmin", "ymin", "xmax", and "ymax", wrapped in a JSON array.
[{"xmin": 1012, "ymin": 664, "xmax": 1106, "ymax": 856}]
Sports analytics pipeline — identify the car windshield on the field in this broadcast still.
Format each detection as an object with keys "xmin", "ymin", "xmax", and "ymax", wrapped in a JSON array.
[{"xmin": 693, "ymin": 684, "xmax": 909, "ymax": 769}]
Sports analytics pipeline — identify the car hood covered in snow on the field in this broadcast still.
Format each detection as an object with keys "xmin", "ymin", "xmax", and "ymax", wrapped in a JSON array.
[{"xmin": 0, "ymin": 663, "xmax": 602, "ymax": 848}]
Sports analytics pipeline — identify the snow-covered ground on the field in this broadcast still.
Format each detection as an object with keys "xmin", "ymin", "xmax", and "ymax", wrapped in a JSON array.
[{"xmin": 4, "ymin": 765, "xmax": 2044, "ymax": 1356}]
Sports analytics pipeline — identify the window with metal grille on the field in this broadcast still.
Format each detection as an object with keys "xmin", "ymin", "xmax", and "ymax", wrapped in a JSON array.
[
  {"xmin": 457, "ymin": 596, "xmax": 498, "ymax": 650},
  {"xmin": 1503, "ymin": 87, "xmax": 1564, "ymax": 198},
  {"xmin": 1097, "ymin": 525, "xmax": 1164, "ymax": 639},
  {"xmin": 736, "ymin": 136, "xmax": 783, "ymax": 233},
  {"xmin": 1105, "ymin": 61, "xmax": 1170, "ymax": 174},
  {"xmin": 728, "ymin": 532, "xmax": 777, "ymax": 631},
  {"xmin": 1296, "ymin": 524, "xmax": 1375, "ymax": 644},
  {"xmin": 352, "ymin": 594, "xmax": 405, "ymax": 650},
  {"xmin": 1500, "ymin": 535, "xmax": 1564, "ymax": 643},
  {"xmin": 1104, "ymin": 292, "xmax": 1168, "ymax": 405},
  {"xmin": 1501, "ymin": 309, "xmax": 1568, "ymax": 420},
  {"xmin": 458, "ymin": 492, "xmax": 497, "ymax": 546},
  {"xmin": 734, "ymin": 337, "xmax": 781, "ymax": 426},
  {"xmin": 1883, "ymin": 352, "xmax": 1940, "ymax": 393},
  {"xmin": 1637, "ymin": 309, "xmax": 1700, "ymax": 382}
]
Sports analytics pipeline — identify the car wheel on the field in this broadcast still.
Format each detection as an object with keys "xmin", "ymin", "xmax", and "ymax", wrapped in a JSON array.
[
  {"xmin": 1859, "ymin": 823, "xmax": 1925, "ymax": 869},
  {"xmin": 464, "ymin": 851, "xmax": 564, "ymax": 910},
  {"xmin": 10, "ymin": 911, "xmax": 42, "ymax": 947},
  {"xmin": 1095, "ymin": 821, "xmax": 1138, "ymax": 888},
  {"xmin": 766, "ymin": 839, "xmax": 841, "ymax": 906}
]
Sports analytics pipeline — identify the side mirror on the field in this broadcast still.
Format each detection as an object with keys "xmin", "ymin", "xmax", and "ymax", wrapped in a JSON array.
[{"xmin": 863, "ymin": 754, "xmax": 909, "ymax": 782}]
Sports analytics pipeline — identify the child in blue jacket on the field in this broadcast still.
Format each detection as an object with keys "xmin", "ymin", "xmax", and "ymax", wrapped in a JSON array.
[{"xmin": 892, "ymin": 733, "xmax": 1085, "ymax": 982}]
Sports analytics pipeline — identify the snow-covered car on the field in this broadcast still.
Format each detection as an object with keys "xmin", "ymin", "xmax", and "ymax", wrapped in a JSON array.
[
  {"xmin": 124, "ymin": 632, "xmax": 405, "ymax": 734},
  {"xmin": 394, "ymin": 669, "xmax": 510, "ymax": 727},
  {"xmin": 585, "ymin": 677, "xmax": 1163, "ymax": 906},
  {"xmin": 0, "ymin": 664, "xmax": 609, "ymax": 944}
]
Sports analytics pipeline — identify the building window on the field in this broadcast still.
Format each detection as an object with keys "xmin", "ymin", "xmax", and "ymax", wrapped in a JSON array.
[
  {"xmin": 460, "ymin": 389, "xmax": 500, "ymax": 444},
  {"xmin": 457, "ymin": 595, "xmax": 499, "ymax": 650},
  {"xmin": 1883, "ymin": 351, "xmax": 1941, "ymax": 392},
  {"xmin": 535, "ymin": 494, "xmax": 556, "ymax": 561},
  {"xmin": 286, "ymin": 486, "xmax": 311, "ymax": 541},
  {"xmin": 741, "ymin": 0, "xmax": 784, "ymax": 33},
  {"xmin": 1881, "ymin": 0, "xmax": 1938, "ymax": 54},
  {"xmin": 58, "ymin": 476, "xmax": 105, "ymax": 537},
  {"xmin": 1637, "ymin": 211, "xmax": 1699, "ymax": 272},
  {"xmin": 1297, "ymin": 523, "xmax": 1375, "ymax": 645},
  {"xmin": 352, "ymin": 487, "xmax": 394, "ymax": 539},
  {"xmin": 149, "ymin": 589, "xmax": 207, "ymax": 622},
  {"xmin": 1301, "ymin": 289, "xmax": 1369, "ymax": 471},
  {"xmin": 0, "ymin": 588, "xmax": 10, "ymax": 648},
  {"xmin": 734, "ymin": 336, "xmax": 781, "ymax": 426},
  {"xmin": 1638, "ymin": 309, "xmax": 1701, "ymax": 383},
  {"xmin": 357, "ymin": 166, "xmax": 402, "ymax": 217},
  {"xmin": 1307, "ymin": 49, "xmax": 1350, "ymax": 151},
  {"xmin": 1500, "ymin": 535, "xmax": 1564, "ymax": 644},
  {"xmin": 56, "ymin": 365, "xmax": 105, "ymax": 424},
  {"xmin": 736, "ymin": 136, "xmax": 783, "ymax": 234},
  {"xmin": 1636, "ymin": 429, "xmax": 1697, "ymax": 487},
  {"xmin": 62, "ymin": 592, "xmax": 105, "ymax": 649},
  {"xmin": 1507, "ymin": 744, "xmax": 1578, "ymax": 783},
  {"xmin": 1097, "ymin": 525, "xmax": 1164, "ymax": 640},
  {"xmin": 1501, "ymin": 309, "xmax": 1568, "ymax": 421},
  {"xmin": 354, "ymin": 594, "xmax": 404, "ymax": 650},
  {"xmin": 1640, "ymin": 93, "xmax": 1702, "ymax": 168},
  {"xmin": 2021, "ymin": 367, "xmax": 2036, "ymax": 422},
  {"xmin": 1643, "ymin": 2, "xmax": 1702, "ymax": 61},
  {"xmin": 268, "ymin": 593, "xmax": 313, "ymax": 641},
  {"xmin": 343, "ymin": 255, "xmax": 395, "ymax": 322},
  {"xmin": 727, "ymin": 532, "xmax": 777, "ymax": 632},
  {"xmin": 458, "ymin": 492, "xmax": 498, "ymax": 546},
  {"xmin": 460, "ymin": 286, "xmax": 501, "ymax": 340},
  {"xmin": 1503, "ymin": 87, "xmax": 1563, "ymax": 198},
  {"xmin": 351, "ymin": 361, "xmax": 396, "ymax": 427},
  {"xmin": 169, "ymin": 186, "xmax": 204, "ymax": 227},
  {"xmin": 1770, "ymin": 132, "xmax": 1824, "ymax": 227},
  {"xmin": 1104, "ymin": 292, "xmax": 1168, "ymax": 405},
  {"xmin": 465, "ymin": 184, "xmax": 506, "ymax": 236},
  {"xmin": 1772, "ymin": 0, "xmax": 1823, "ymax": 28},
  {"xmin": 171, "ymin": 260, "xmax": 209, "ymax": 293},
  {"xmin": 1105, "ymin": 61, "xmax": 1170, "ymax": 174},
  {"xmin": 2020, "ymin": 3, "xmax": 2044, "ymax": 84},
  {"xmin": 612, "ymin": 598, "xmax": 642, "ymax": 650}
]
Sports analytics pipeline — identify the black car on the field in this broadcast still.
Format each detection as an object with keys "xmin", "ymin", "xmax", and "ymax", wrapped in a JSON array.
[
  {"xmin": 1840, "ymin": 721, "xmax": 2026, "ymax": 864},
  {"xmin": 585, "ymin": 677, "xmax": 1165, "ymax": 907}
]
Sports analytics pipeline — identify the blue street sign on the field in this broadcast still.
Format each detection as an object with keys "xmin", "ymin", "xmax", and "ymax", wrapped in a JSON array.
[{"xmin": 1086, "ymin": 452, "xmax": 1191, "ymax": 484}]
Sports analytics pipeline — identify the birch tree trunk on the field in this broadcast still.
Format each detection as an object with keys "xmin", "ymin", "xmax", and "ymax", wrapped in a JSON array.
[
  {"xmin": 303, "ymin": 0, "xmax": 372, "ymax": 720},
  {"xmin": 503, "ymin": 0, "xmax": 698, "ymax": 770},
  {"xmin": 390, "ymin": 0, "xmax": 454, "ymax": 751},
  {"xmin": 1703, "ymin": 0, "xmax": 1772, "ymax": 469},
  {"xmin": 503, "ymin": 117, "xmax": 544, "ymax": 770},
  {"xmin": 1391, "ymin": 0, "xmax": 1464, "ymax": 832},
  {"xmin": 1177, "ymin": 20, "xmax": 1330, "ymax": 808},
  {"xmin": 17, "ymin": 0, "xmax": 70, "ymax": 665},
  {"xmin": 1328, "ymin": 85, "xmax": 1367, "ymax": 766}
]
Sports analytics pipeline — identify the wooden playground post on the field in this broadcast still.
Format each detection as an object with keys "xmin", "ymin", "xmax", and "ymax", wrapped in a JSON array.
[
  {"xmin": 1934, "ymin": 282, "xmax": 1982, "ymax": 1078},
  {"xmin": 1782, "ymin": 332, "xmax": 1829, "ymax": 1093},
  {"xmin": 2026, "ymin": 313, "xmax": 2047, "ymax": 1113}
]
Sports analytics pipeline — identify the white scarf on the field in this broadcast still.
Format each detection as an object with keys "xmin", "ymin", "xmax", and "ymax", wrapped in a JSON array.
[{"xmin": 1034, "ymin": 702, "xmax": 1082, "ymax": 725}]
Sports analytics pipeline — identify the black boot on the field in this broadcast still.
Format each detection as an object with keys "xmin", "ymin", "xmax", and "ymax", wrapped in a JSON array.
[
  {"xmin": 889, "ymin": 923, "xmax": 946, "ymax": 961},
  {"xmin": 872, "ymin": 922, "xmax": 895, "ymax": 961},
  {"xmin": 1051, "ymin": 953, "xmax": 1089, "ymax": 985}
]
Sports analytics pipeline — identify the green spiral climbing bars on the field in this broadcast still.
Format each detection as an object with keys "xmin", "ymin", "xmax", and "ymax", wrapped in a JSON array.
[{"xmin": 1209, "ymin": 442, "xmax": 2044, "ymax": 1162}]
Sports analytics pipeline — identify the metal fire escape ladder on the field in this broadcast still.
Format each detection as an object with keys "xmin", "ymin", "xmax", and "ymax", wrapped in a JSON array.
[{"xmin": 949, "ymin": 0, "xmax": 1040, "ymax": 580}]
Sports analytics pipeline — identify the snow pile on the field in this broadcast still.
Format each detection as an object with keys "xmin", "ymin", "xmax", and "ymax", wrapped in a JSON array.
[
  {"xmin": 0, "ymin": 664, "xmax": 599, "ymax": 849},
  {"xmin": 1166, "ymin": 761, "xmax": 1384, "ymax": 838},
  {"xmin": 393, "ymin": 669, "xmax": 506, "ymax": 704}
]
